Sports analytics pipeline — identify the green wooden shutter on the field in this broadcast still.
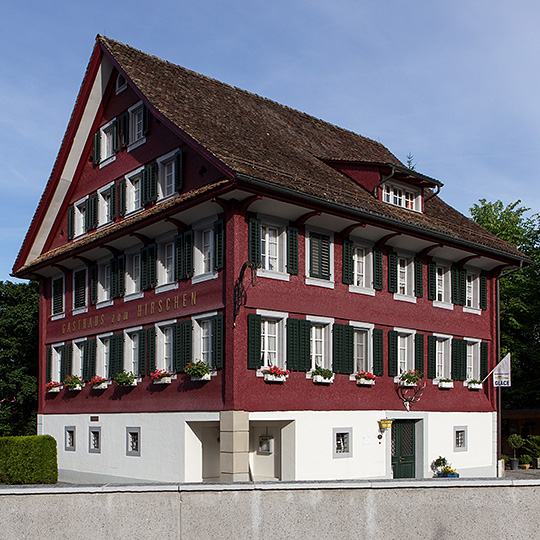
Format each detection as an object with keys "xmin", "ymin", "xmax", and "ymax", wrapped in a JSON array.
[
  {"xmin": 427, "ymin": 335, "xmax": 437, "ymax": 379},
  {"xmin": 287, "ymin": 318, "xmax": 299, "ymax": 371},
  {"xmin": 147, "ymin": 328, "xmax": 156, "ymax": 374},
  {"xmin": 212, "ymin": 314, "xmax": 224, "ymax": 368},
  {"xmin": 373, "ymin": 328, "xmax": 384, "ymax": 376},
  {"xmin": 459, "ymin": 268, "xmax": 467, "ymax": 306},
  {"xmin": 118, "ymin": 179, "xmax": 126, "ymax": 217},
  {"xmin": 52, "ymin": 277, "xmax": 64, "ymax": 315},
  {"xmin": 110, "ymin": 257, "xmax": 118, "ymax": 300},
  {"xmin": 109, "ymin": 334, "xmax": 123, "ymax": 378},
  {"xmin": 138, "ymin": 329, "xmax": 147, "ymax": 376},
  {"xmin": 92, "ymin": 131, "xmax": 101, "ymax": 165},
  {"xmin": 142, "ymin": 104, "xmax": 149, "ymax": 136},
  {"xmin": 141, "ymin": 244, "xmax": 157, "ymax": 290},
  {"xmin": 414, "ymin": 257, "xmax": 423, "ymax": 298},
  {"xmin": 109, "ymin": 185, "xmax": 117, "ymax": 221},
  {"xmin": 82, "ymin": 342, "xmax": 89, "ymax": 380},
  {"xmin": 415, "ymin": 334, "xmax": 424, "ymax": 374},
  {"xmin": 247, "ymin": 313, "xmax": 262, "ymax": 369},
  {"xmin": 286, "ymin": 226, "xmax": 298, "ymax": 275},
  {"xmin": 333, "ymin": 324, "xmax": 353, "ymax": 374},
  {"xmin": 480, "ymin": 274, "xmax": 488, "ymax": 310},
  {"xmin": 342, "ymin": 240, "xmax": 354, "ymax": 285},
  {"xmin": 451, "ymin": 267, "xmax": 460, "ymax": 305},
  {"xmin": 67, "ymin": 206, "xmax": 75, "ymax": 240},
  {"xmin": 116, "ymin": 333, "xmax": 124, "ymax": 376},
  {"xmin": 373, "ymin": 247, "xmax": 383, "ymax": 291},
  {"xmin": 480, "ymin": 342, "xmax": 489, "ymax": 380},
  {"xmin": 116, "ymin": 255, "xmax": 125, "ymax": 298},
  {"xmin": 84, "ymin": 338, "xmax": 96, "ymax": 380},
  {"xmin": 147, "ymin": 163, "xmax": 157, "ymax": 203},
  {"xmin": 112, "ymin": 119, "xmax": 120, "ymax": 153},
  {"xmin": 74, "ymin": 269, "xmax": 87, "ymax": 309},
  {"xmin": 59, "ymin": 345, "xmax": 67, "ymax": 382},
  {"xmin": 140, "ymin": 246, "xmax": 148, "ymax": 291},
  {"xmin": 298, "ymin": 319, "xmax": 312, "ymax": 371},
  {"xmin": 46, "ymin": 347, "xmax": 52, "ymax": 382},
  {"xmin": 65, "ymin": 343, "xmax": 73, "ymax": 377},
  {"xmin": 214, "ymin": 220, "xmax": 224, "ymax": 271},
  {"xmin": 388, "ymin": 330, "xmax": 398, "ymax": 377},
  {"xmin": 175, "ymin": 150, "xmax": 184, "ymax": 192},
  {"xmin": 388, "ymin": 251, "xmax": 398, "ymax": 294},
  {"xmin": 121, "ymin": 112, "xmax": 129, "ymax": 147},
  {"xmin": 184, "ymin": 231, "xmax": 194, "ymax": 278},
  {"xmin": 427, "ymin": 261, "xmax": 436, "ymax": 301},
  {"xmin": 84, "ymin": 198, "xmax": 91, "ymax": 232},
  {"xmin": 173, "ymin": 322, "xmax": 183, "ymax": 372},
  {"xmin": 248, "ymin": 218, "xmax": 262, "ymax": 267},
  {"xmin": 310, "ymin": 233, "xmax": 331, "ymax": 280},
  {"xmin": 174, "ymin": 233, "xmax": 184, "ymax": 280},
  {"xmin": 452, "ymin": 338, "xmax": 465, "ymax": 381}
]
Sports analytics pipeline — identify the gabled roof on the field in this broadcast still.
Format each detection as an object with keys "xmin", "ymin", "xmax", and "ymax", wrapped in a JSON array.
[{"xmin": 13, "ymin": 36, "xmax": 527, "ymax": 277}]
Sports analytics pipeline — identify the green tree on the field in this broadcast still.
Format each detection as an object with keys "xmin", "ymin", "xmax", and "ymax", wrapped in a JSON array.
[
  {"xmin": 0, "ymin": 281, "xmax": 39, "ymax": 435},
  {"xmin": 470, "ymin": 200, "xmax": 540, "ymax": 408}
]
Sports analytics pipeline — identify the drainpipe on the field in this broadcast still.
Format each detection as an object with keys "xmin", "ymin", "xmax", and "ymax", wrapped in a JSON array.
[{"xmin": 372, "ymin": 166, "xmax": 397, "ymax": 199}]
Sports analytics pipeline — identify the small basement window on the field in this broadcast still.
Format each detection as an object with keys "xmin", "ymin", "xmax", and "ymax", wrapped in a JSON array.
[
  {"xmin": 333, "ymin": 427, "xmax": 352, "ymax": 458},
  {"xmin": 65, "ymin": 426, "xmax": 76, "ymax": 452},
  {"xmin": 89, "ymin": 427, "xmax": 101, "ymax": 454},
  {"xmin": 454, "ymin": 426, "xmax": 467, "ymax": 452},
  {"xmin": 126, "ymin": 427, "xmax": 141, "ymax": 457}
]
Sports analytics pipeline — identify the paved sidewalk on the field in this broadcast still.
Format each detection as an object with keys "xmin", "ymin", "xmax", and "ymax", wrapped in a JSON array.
[{"xmin": 503, "ymin": 467, "xmax": 540, "ymax": 480}]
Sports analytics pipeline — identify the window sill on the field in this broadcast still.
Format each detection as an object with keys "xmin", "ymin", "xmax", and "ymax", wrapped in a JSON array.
[
  {"xmin": 124, "ymin": 292, "xmax": 144, "ymax": 302},
  {"xmin": 433, "ymin": 378, "xmax": 454, "ymax": 389},
  {"xmin": 305, "ymin": 277, "xmax": 334, "ymax": 289},
  {"xmin": 433, "ymin": 300, "xmax": 453, "ymax": 310},
  {"xmin": 257, "ymin": 269, "xmax": 290, "ymax": 282},
  {"xmin": 72, "ymin": 307, "xmax": 88, "ymax": 316},
  {"xmin": 192, "ymin": 272, "xmax": 218, "ymax": 284},
  {"xmin": 127, "ymin": 137, "xmax": 146, "ymax": 152},
  {"xmin": 51, "ymin": 313, "xmax": 65, "ymax": 321},
  {"xmin": 349, "ymin": 285, "xmax": 375, "ymax": 296},
  {"xmin": 96, "ymin": 300, "xmax": 113, "ymax": 309},
  {"xmin": 463, "ymin": 306, "xmax": 481, "ymax": 315},
  {"xmin": 393, "ymin": 293, "xmax": 417, "ymax": 304},
  {"xmin": 155, "ymin": 283, "xmax": 178, "ymax": 294},
  {"xmin": 99, "ymin": 155, "xmax": 116, "ymax": 169}
]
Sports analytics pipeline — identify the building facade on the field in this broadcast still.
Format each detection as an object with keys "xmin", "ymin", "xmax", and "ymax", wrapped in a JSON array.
[{"xmin": 13, "ymin": 36, "xmax": 526, "ymax": 483}]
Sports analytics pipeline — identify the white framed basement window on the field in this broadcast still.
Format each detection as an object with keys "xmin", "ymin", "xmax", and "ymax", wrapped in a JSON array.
[
  {"xmin": 65, "ymin": 426, "xmax": 76, "ymax": 452},
  {"xmin": 126, "ymin": 427, "xmax": 141, "ymax": 457},
  {"xmin": 454, "ymin": 426, "xmax": 468, "ymax": 452},
  {"xmin": 333, "ymin": 427, "xmax": 352, "ymax": 458}
]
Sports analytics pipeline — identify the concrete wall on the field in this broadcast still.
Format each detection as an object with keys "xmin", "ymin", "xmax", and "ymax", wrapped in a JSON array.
[{"xmin": 2, "ymin": 479, "xmax": 539, "ymax": 540}]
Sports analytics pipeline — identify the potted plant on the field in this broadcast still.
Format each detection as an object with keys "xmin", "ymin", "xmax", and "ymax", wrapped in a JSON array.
[
  {"xmin": 185, "ymin": 360, "xmax": 211, "ymax": 381},
  {"xmin": 438, "ymin": 378, "xmax": 454, "ymax": 389},
  {"xmin": 430, "ymin": 456, "xmax": 459, "ymax": 477},
  {"xmin": 525, "ymin": 435, "xmax": 540, "ymax": 469},
  {"xmin": 467, "ymin": 379, "xmax": 483, "ymax": 390},
  {"xmin": 519, "ymin": 454, "xmax": 532, "ymax": 470},
  {"xmin": 45, "ymin": 381, "xmax": 61, "ymax": 393},
  {"xmin": 501, "ymin": 454, "xmax": 509, "ymax": 469},
  {"xmin": 90, "ymin": 375, "xmax": 108, "ymax": 390},
  {"xmin": 507, "ymin": 434, "xmax": 525, "ymax": 471},
  {"xmin": 63, "ymin": 375, "xmax": 83, "ymax": 391},
  {"xmin": 311, "ymin": 365, "xmax": 334, "ymax": 384},
  {"xmin": 398, "ymin": 370, "xmax": 423, "ymax": 387},
  {"xmin": 113, "ymin": 370, "xmax": 137, "ymax": 387},
  {"xmin": 261, "ymin": 365, "xmax": 289, "ymax": 382},
  {"xmin": 355, "ymin": 371, "xmax": 376, "ymax": 386},
  {"xmin": 439, "ymin": 465, "xmax": 459, "ymax": 478},
  {"xmin": 150, "ymin": 369, "xmax": 172, "ymax": 384}
]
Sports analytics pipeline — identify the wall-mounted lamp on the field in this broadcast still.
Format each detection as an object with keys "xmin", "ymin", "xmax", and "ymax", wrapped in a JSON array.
[{"xmin": 379, "ymin": 419, "xmax": 393, "ymax": 431}]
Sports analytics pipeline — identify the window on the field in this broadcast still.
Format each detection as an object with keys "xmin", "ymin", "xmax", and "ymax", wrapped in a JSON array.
[
  {"xmin": 156, "ymin": 149, "xmax": 181, "ymax": 200},
  {"xmin": 97, "ymin": 261, "xmax": 112, "ymax": 304},
  {"xmin": 51, "ymin": 276, "xmax": 64, "ymax": 317},
  {"xmin": 398, "ymin": 256, "xmax": 410, "ymax": 295},
  {"xmin": 74, "ymin": 199, "xmax": 87, "ymax": 237},
  {"xmin": 73, "ymin": 269, "xmax": 87, "ymax": 312},
  {"xmin": 129, "ymin": 102, "xmax": 145, "ymax": 146},
  {"xmin": 156, "ymin": 322, "xmax": 175, "ymax": 373},
  {"xmin": 48, "ymin": 344, "xmax": 64, "ymax": 383},
  {"xmin": 125, "ymin": 250, "xmax": 142, "ymax": 297},
  {"xmin": 435, "ymin": 335, "xmax": 451, "ymax": 379},
  {"xmin": 389, "ymin": 251, "xmax": 419, "ymax": 301},
  {"xmin": 124, "ymin": 330, "xmax": 141, "ymax": 375},
  {"xmin": 307, "ymin": 317, "xmax": 333, "ymax": 371},
  {"xmin": 353, "ymin": 327, "xmax": 371, "ymax": 373},
  {"xmin": 125, "ymin": 169, "xmax": 143, "ymax": 214},
  {"xmin": 396, "ymin": 331, "xmax": 415, "ymax": 375},
  {"xmin": 96, "ymin": 335, "xmax": 112, "ymax": 378},
  {"xmin": 72, "ymin": 340, "xmax": 85, "ymax": 380},
  {"xmin": 192, "ymin": 314, "xmax": 224, "ymax": 369},
  {"xmin": 466, "ymin": 272, "xmax": 479, "ymax": 309},
  {"xmin": 333, "ymin": 428, "xmax": 352, "ymax": 458},
  {"xmin": 306, "ymin": 229, "xmax": 334, "ymax": 288},
  {"xmin": 454, "ymin": 426, "xmax": 468, "ymax": 452},
  {"xmin": 116, "ymin": 73, "xmax": 127, "ymax": 93},
  {"xmin": 65, "ymin": 426, "xmax": 76, "ymax": 452},
  {"xmin": 126, "ymin": 427, "xmax": 141, "ymax": 457},
  {"xmin": 382, "ymin": 182, "xmax": 420, "ymax": 211},
  {"xmin": 465, "ymin": 340, "xmax": 480, "ymax": 380},
  {"xmin": 192, "ymin": 218, "xmax": 220, "ymax": 282},
  {"xmin": 89, "ymin": 427, "xmax": 101, "ymax": 454},
  {"xmin": 100, "ymin": 120, "xmax": 117, "ymax": 163},
  {"xmin": 156, "ymin": 238, "xmax": 175, "ymax": 289},
  {"xmin": 98, "ymin": 184, "xmax": 115, "ymax": 226}
]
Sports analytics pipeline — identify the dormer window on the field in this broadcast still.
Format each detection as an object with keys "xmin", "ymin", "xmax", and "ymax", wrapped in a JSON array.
[{"xmin": 383, "ymin": 182, "xmax": 420, "ymax": 212}]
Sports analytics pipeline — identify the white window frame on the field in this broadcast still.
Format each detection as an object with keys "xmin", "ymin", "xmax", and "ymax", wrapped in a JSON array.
[
  {"xmin": 127, "ymin": 102, "xmax": 146, "ymax": 151},
  {"xmin": 305, "ymin": 228, "xmax": 334, "ymax": 289},
  {"xmin": 156, "ymin": 320, "xmax": 176, "ymax": 374},
  {"xmin": 464, "ymin": 338, "xmax": 481, "ymax": 381},
  {"xmin": 96, "ymin": 333, "xmax": 113, "ymax": 379},
  {"xmin": 116, "ymin": 73, "xmax": 127, "ymax": 94},
  {"xmin": 51, "ymin": 343, "xmax": 64, "ymax": 383},
  {"xmin": 156, "ymin": 233, "xmax": 177, "ymax": 293},
  {"xmin": 349, "ymin": 239, "xmax": 374, "ymax": 296},
  {"xmin": 124, "ymin": 327, "xmax": 142, "ymax": 375},
  {"xmin": 432, "ymin": 261, "xmax": 453, "ymax": 309},
  {"xmin": 72, "ymin": 267, "xmax": 88, "ymax": 315},
  {"xmin": 257, "ymin": 217, "xmax": 288, "ymax": 281},
  {"xmin": 464, "ymin": 270, "xmax": 481, "ymax": 313},
  {"xmin": 97, "ymin": 182, "xmax": 114, "ymax": 227},
  {"xmin": 393, "ymin": 327, "xmax": 416, "ymax": 378},
  {"xmin": 74, "ymin": 196, "xmax": 88, "ymax": 238},
  {"xmin": 394, "ymin": 252, "xmax": 416, "ymax": 303},
  {"xmin": 156, "ymin": 149, "xmax": 178, "ymax": 200},
  {"xmin": 349, "ymin": 321, "xmax": 374, "ymax": 376},
  {"xmin": 125, "ymin": 167, "xmax": 144, "ymax": 215},
  {"xmin": 382, "ymin": 181, "xmax": 421, "ymax": 212},
  {"xmin": 307, "ymin": 315, "xmax": 334, "ymax": 371},
  {"xmin": 454, "ymin": 425, "xmax": 468, "ymax": 452},
  {"xmin": 72, "ymin": 339, "xmax": 85, "ymax": 380},
  {"xmin": 255, "ymin": 309, "xmax": 288, "ymax": 372},
  {"xmin": 192, "ymin": 311, "xmax": 220, "ymax": 370},
  {"xmin": 192, "ymin": 216, "xmax": 218, "ymax": 284},
  {"xmin": 96, "ymin": 258, "xmax": 113, "ymax": 308},
  {"xmin": 333, "ymin": 427, "xmax": 353, "ymax": 458},
  {"xmin": 51, "ymin": 275, "xmax": 65, "ymax": 319},
  {"xmin": 124, "ymin": 248, "xmax": 143, "ymax": 300},
  {"xmin": 99, "ymin": 119, "xmax": 116, "ymax": 167},
  {"xmin": 433, "ymin": 333, "xmax": 452, "ymax": 382}
]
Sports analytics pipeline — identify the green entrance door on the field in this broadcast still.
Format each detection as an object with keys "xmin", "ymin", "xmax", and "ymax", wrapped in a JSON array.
[{"xmin": 391, "ymin": 420, "xmax": 416, "ymax": 478}]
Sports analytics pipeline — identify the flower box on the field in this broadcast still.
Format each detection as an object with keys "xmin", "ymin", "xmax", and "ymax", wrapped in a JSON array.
[
  {"xmin": 191, "ymin": 373, "xmax": 211, "ymax": 381},
  {"xmin": 263, "ymin": 373, "xmax": 286, "ymax": 383},
  {"xmin": 467, "ymin": 382, "xmax": 483, "ymax": 391},
  {"xmin": 153, "ymin": 376, "xmax": 172, "ymax": 385},
  {"xmin": 438, "ymin": 380, "xmax": 454, "ymax": 389},
  {"xmin": 93, "ymin": 382, "xmax": 108, "ymax": 390},
  {"xmin": 437, "ymin": 472, "xmax": 460, "ymax": 478},
  {"xmin": 399, "ymin": 380, "xmax": 418, "ymax": 388},
  {"xmin": 313, "ymin": 374, "xmax": 333, "ymax": 384},
  {"xmin": 47, "ymin": 386, "xmax": 61, "ymax": 393},
  {"xmin": 356, "ymin": 378, "xmax": 375, "ymax": 386},
  {"xmin": 68, "ymin": 385, "xmax": 83, "ymax": 391}
]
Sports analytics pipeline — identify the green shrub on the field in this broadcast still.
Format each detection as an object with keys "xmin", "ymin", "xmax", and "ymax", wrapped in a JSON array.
[
  {"xmin": 525, "ymin": 435, "xmax": 540, "ymax": 458},
  {"xmin": 0, "ymin": 435, "xmax": 57, "ymax": 484},
  {"xmin": 520, "ymin": 454, "xmax": 532, "ymax": 465}
]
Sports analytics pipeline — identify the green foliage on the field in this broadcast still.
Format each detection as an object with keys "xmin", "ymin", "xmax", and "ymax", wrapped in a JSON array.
[
  {"xmin": 520, "ymin": 454, "xmax": 532, "ymax": 465},
  {"xmin": 0, "ymin": 281, "xmax": 39, "ymax": 436},
  {"xmin": 312, "ymin": 366, "xmax": 333, "ymax": 379},
  {"xmin": 507, "ymin": 434, "xmax": 525, "ymax": 459},
  {"xmin": 399, "ymin": 370, "xmax": 423, "ymax": 384},
  {"xmin": 184, "ymin": 361, "xmax": 211, "ymax": 377},
  {"xmin": 470, "ymin": 200, "xmax": 540, "ymax": 409},
  {"xmin": 525, "ymin": 435, "xmax": 540, "ymax": 458},
  {"xmin": 63, "ymin": 375, "xmax": 83, "ymax": 388},
  {"xmin": 430, "ymin": 455, "xmax": 448, "ymax": 473},
  {"xmin": 501, "ymin": 454, "xmax": 509, "ymax": 464},
  {"xmin": 0, "ymin": 435, "xmax": 57, "ymax": 484},
  {"xmin": 113, "ymin": 371, "xmax": 136, "ymax": 386}
]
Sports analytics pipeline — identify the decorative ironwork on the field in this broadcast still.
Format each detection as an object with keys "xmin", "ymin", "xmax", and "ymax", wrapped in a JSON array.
[
  {"xmin": 233, "ymin": 261, "xmax": 258, "ymax": 325},
  {"xmin": 396, "ymin": 380, "xmax": 426, "ymax": 411}
]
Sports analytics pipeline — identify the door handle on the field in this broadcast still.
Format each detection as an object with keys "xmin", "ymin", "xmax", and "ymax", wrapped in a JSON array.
[{"xmin": 399, "ymin": 456, "xmax": 404, "ymax": 463}]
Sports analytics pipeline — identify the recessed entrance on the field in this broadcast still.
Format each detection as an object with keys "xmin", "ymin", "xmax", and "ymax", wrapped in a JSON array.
[{"xmin": 391, "ymin": 420, "xmax": 416, "ymax": 478}]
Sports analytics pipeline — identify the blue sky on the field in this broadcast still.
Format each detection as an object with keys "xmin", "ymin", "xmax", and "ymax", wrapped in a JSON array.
[{"xmin": 2, "ymin": 0, "xmax": 539, "ymax": 282}]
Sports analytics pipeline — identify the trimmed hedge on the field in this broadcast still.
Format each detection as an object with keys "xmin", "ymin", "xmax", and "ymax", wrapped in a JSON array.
[{"xmin": 0, "ymin": 435, "xmax": 57, "ymax": 484}]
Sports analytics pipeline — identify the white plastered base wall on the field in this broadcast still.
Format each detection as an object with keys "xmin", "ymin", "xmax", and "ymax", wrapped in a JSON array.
[{"xmin": 40, "ymin": 410, "xmax": 496, "ymax": 484}]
